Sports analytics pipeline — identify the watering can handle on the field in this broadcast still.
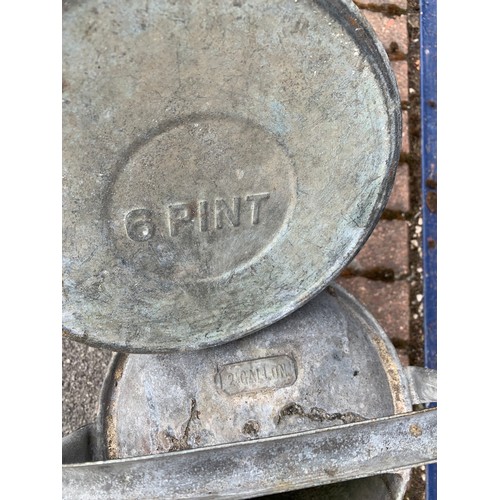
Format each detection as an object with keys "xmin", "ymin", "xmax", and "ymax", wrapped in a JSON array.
[{"xmin": 62, "ymin": 408, "xmax": 436, "ymax": 499}]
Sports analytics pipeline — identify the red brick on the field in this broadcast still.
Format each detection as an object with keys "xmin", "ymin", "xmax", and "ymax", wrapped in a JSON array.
[
  {"xmin": 362, "ymin": 11, "xmax": 408, "ymax": 55},
  {"xmin": 348, "ymin": 219, "xmax": 409, "ymax": 276},
  {"xmin": 355, "ymin": 0, "xmax": 408, "ymax": 9},
  {"xmin": 334, "ymin": 277, "xmax": 410, "ymax": 341},
  {"xmin": 397, "ymin": 350, "xmax": 410, "ymax": 367},
  {"xmin": 386, "ymin": 163, "xmax": 410, "ymax": 213},
  {"xmin": 391, "ymin": 60, "xmax": 408, "ymax": 101}
]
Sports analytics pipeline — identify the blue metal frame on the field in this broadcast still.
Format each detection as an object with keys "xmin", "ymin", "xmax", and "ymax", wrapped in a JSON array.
[{"xmin": 420, "ymin": 0, "xmax": 437, "ymax": 498}]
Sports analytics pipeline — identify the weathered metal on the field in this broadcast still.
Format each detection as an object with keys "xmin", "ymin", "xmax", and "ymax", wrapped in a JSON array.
[
  {"xmin": 62, "ymin": 287, "xmax": 437, "ymax": 499},
  {"xmin": 62, "ymin": 409, "xmax": 436, "ymax": 500},
  {"xmin": 404, "ymin": 366, "xmax": 437, "ymax": 405},
  {"xmin": 68, "ymin": 286, "xmax": 440, "ymax": 498},
  {"xmin": 62, "ymin": 0, "xmax": 401, "ymax": 352}
]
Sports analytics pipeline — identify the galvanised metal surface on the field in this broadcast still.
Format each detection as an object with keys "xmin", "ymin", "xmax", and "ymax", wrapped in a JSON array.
[
  {"xmin": 62, "ymin": 409, "xmax": 437, "ymax": 500},
  {"xmin": 96, "ymin": 288, "xmax": 412, "ymax": 461},
  {"xmin": 404, "ymin": 366, "xmax": 437, "ymax": 406},
  {"xmin": 62, "ymin": 0, "xmax": 402, "ymax": 352}
]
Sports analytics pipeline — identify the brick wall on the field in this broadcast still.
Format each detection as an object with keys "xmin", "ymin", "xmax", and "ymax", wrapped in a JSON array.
[{"xmin": 336, "ymin": 0, "xmax": 418, "ymax": 367}]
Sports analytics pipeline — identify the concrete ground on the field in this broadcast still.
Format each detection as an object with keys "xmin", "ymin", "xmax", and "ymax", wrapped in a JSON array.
[{"xmin": 63, "ymin": 1, "xmax": 427, "ymax": 498}]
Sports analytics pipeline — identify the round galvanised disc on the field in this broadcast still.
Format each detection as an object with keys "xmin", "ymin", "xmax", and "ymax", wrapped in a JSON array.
[{"xmin": 63, "ymin": 0, "xmax": 401, "ymax": 352}]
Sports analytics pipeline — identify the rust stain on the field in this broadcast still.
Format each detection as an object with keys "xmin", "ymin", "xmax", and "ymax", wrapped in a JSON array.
[
  {"xmin": 426, "ymin": 191, "xmax": 437, "ymax": 213},
  {"xmin": 104, "ymin": 354, "xmax": 128, "ymax": 459},
  {"xmin": 409, "ymin": 423, "xmax": 423, "ymax": 437},
  {"xmin": 368, "ymin": 335, "xmax": 410, "ymax": 414},
  {"xmin": 425, "ymin": 178, "xmax": 437, "ymax": 190},
  {"xmin": 105, "ymin": 414, "xmax": 119, "ymax": 460},
  {"xmin": 347, "ymin": 16, "xmax": 360, "ymax": 29},
  {"xmin": 112, "ymin": 355, "xmax": 126, "ymax": 386}
]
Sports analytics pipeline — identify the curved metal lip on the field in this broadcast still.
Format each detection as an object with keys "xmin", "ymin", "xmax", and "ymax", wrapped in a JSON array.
[
  {"xmin": 63, "ymin": 0, "xmax": 402, "ymax": 352},
  {"xmin": 331, "ymin": 285, "xmax": 412, "ymax": 415}
]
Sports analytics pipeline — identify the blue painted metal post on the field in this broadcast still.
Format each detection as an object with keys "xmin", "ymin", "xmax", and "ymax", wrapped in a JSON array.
[{"xmin": 420, "ymin": 1, "xmax": 437, "ymax": 499}]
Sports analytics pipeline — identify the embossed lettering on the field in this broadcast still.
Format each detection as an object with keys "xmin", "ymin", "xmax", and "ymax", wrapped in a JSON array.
[
  {"xmin": 215, "ymin": 197, "xmax": 241, "ymax": 229},
  {"xmin": 127, "ymin": 193, "xmax": 270, "ymax": 240},
  {"xmin": 168, "ymin": 203, "xmax": 192, "ymax": 236},
  {"xmin": 246, "ymin": 193, "xmax": 270, "ymax": 225},
  {"xmin": 199, "ymin": 200, "xmax": 209, "ymax": 232},
  {"xmin": 217, "ymin": 355, "xmax": 297, "ymax": 395},
  {"xmin": 126, "ymin": 209, "xmax": 155, "ymax": 241}
]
